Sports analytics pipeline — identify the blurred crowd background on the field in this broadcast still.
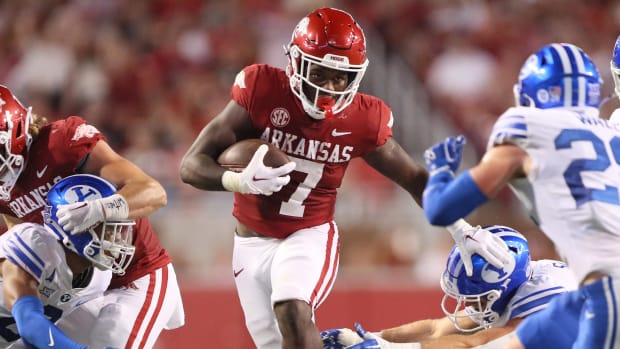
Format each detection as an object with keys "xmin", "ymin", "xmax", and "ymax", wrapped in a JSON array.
[{"xmin": 1, "ymin": 0, "xmax": 619, "ymax": 290}]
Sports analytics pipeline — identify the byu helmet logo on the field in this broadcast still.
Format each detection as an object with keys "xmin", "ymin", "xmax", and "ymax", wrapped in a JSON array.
[
  {"xmin": 481, "ymin": 256, "xmax": 516, "ymax": 283},
  {"xmin": 63, "ymin": 185, "xmax": 104, "ymax": 203}
]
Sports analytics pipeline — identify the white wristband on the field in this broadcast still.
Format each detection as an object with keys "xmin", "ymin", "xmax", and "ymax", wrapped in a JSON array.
[
  {"xmin": 221, "ymin": 170, "xmax": 241, "ymax": 192},
  {"xmin": 446, "ymin": 218, "xmax": 473, "ymax": 238},
  {"xmin": 100, "ymin": 194, "xmax": 129, "ymax": 220}
]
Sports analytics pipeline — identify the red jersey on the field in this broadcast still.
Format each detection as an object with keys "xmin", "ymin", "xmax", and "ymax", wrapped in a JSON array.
[
  {"xmin": 0, "ymin": 116, "xmax": 171, "ymax": 288},
  {"xmin": 231, "ymin": 64, "xmax": 393, "ymax": 238}
]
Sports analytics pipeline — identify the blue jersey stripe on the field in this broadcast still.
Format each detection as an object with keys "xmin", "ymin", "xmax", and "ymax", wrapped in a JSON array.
[
  {"xmin": 15, "ymin": 234, "xmax": 45, "ymax": 268},
  {"xmin": 512, "ymin": 286, "xmax": 565, "ymax": 308},
  {"xmin": 511, "ymin": 296, "xmax": 552, "ymax": 318},
  {"xmin": 5, "ymin": 254, "xmax": 42, "ymax": 280},
  {"xmin": 491, "ymin": 132, "xmax": 527, "ymax": 144},
  {"xmin": 493, "ymin": 115, "xmax": 527, "ymax": 132},
  {"xmin": 5, "ymin": 240, "xmax": 43, "ymax": 279},
  {"xmin": 491, "ymin": 115, "xmax": 528, "ymax": 143},
  {"xmin": 511, "ymin": 288, "xmax": 566, "ymax": 318}
]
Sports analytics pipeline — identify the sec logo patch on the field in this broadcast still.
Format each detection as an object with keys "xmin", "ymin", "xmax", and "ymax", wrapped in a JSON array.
[{"xmin": 270, "ymin": 108, "xmax": 290, "ymax": 128}]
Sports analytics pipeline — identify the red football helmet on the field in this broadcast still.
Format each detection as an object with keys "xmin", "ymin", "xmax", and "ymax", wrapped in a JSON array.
[
  {"xmin": 286, "ymin": 8, "xmax": 369, "ymax": 120},
  {"xmin": 0, "ymin": 85, "xmax": 33, "ymax": 200}
]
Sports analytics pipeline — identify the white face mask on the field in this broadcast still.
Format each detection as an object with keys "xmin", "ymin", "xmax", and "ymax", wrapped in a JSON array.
[
  {"xmin": 0, "ymin": 131, "xmax": 26, "ymax": 201},
  {"xmin": 287, "ymin": 45, "xmax": 368, "ymax": 120},
  {"xmin": 88, "ymin": 220, "xmax": 136, "ymax": 275},
  {"xmin": 440, "ymin": 287, "xmax": 503, "ymax": 332}
]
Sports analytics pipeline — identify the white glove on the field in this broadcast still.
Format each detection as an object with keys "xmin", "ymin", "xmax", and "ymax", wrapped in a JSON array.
[
  {"xmin": 221, "ymin": 144, "xmax": 296, "ymax": 196},
  {"xmin": 447, "ymin": 219, "xmax": 512, "ymax": 277},
  {"xmin": 321, "ymin": 327, "xmax": 364, "ymax": 349},
  {"xmin": 338, "ymin": 327, "xmax": 365, "ymax": 346},
  {"xmin": 56, "ymin": 194, "xmax": 129, "ymax": 235}
]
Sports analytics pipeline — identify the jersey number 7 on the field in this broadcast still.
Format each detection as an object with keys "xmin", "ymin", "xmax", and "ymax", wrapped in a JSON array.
[{"xmin": 279, "ymin": 158, "xmax": 325, "ymax": 217}]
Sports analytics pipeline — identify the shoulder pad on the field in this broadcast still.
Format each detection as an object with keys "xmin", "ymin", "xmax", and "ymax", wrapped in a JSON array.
[
  {"xmin": 1, "ymin": 223, "xmax": 60, "ymax": 280},
  {"xmin": 487, "ymin": 108, "xmax": 529, "ymax": 150}
]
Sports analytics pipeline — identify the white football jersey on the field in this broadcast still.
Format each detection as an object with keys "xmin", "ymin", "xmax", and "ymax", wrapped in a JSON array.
[
  {"xmin": 609, "ymin": 108, "xmax": 620, "ymax": 126},
  {"xmin": 488, "ymin": 106, "xmax": 620, "ymax": 282},
  {"xmin": 493, "ymin": 259, "xmax": 577, "ymax": 327},
  {"xmin": 0, "ymin": 223, "xmax": 111, "ymax": 347}
]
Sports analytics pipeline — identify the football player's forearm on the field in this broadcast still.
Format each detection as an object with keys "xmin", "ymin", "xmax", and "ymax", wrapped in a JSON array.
[
  {"xmin": 419, "ymin": 334, "xmax": 484, "ymax": 349},
  {"xmin": 381, "ymin": 319, "xmax": 438, "ymax": 343},
  {"xmin": 96, "ymin": 158, "xmax": 167, "ymax": 216},
  {"xmin": 179, "ymin": 153, "xmax": 228, "ymax": 191},
  {"xmin": 112, "ymin": 180, "xmax": 166, "ymax": 218},
  {"xmin": 423, "ymin": 171, "xmax": 487, "ymax": 225},
  {"xmin": 471, "ymin": 332, "xmax": 519, "ymax": 349},
  {"xmin": 420, "ymin": 327, "xmax": 515, "ymax": 349},
  {"xmin": 13, "ymin": 296, "xmax": 87, "ymax": 349}
]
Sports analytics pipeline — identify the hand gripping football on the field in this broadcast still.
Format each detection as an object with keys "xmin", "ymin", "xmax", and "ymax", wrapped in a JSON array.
[{"xmin": 217, "ymin": 139, "xmax": 290, "ymax": 172}]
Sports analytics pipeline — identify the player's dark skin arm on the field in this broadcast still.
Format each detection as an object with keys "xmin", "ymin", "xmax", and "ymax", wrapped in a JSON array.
[
  {"xmin": 180, "ymin": 100, "xmax": 323, "ymax": 348},
  {"xmin": 180, "ymin": 100, "xmax": 255, "ymax": 190},
  {"xmin": 362, "ymin": 139, "xmax": 429, "ymax": 206}
]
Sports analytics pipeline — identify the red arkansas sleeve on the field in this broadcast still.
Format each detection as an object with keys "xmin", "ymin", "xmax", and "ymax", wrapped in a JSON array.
[
  {"xmin": 375, "ymin": 103, "xmax": 393, "ymax": 147},
  {"xmin": 231, "ymin": 64, "xmax": 264, "ymax": 112},
  {"xmin": 50, "ymin": 116, "xmax": 105, "ymax": 169}
]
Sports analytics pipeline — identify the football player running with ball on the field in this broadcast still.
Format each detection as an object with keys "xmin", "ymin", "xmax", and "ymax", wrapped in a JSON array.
[{"xmin": 180, "ymin": 7, "xmax": 510, "ymax": 349}]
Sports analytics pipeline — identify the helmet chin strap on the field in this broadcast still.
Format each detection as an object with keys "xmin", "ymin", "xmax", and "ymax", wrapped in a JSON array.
[{"xmin": 317, "ymin": 96, "xmax": 335, "ymax": 119}]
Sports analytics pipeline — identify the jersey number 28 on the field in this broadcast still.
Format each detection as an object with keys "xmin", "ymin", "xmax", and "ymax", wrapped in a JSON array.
[{"xmin": 555, "ymin": 129, "xmax": 620, "ymax": 207}]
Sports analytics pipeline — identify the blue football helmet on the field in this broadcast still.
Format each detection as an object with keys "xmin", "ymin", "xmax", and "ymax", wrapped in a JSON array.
[
  {"xmin": 43, "ymin": 174, "xmax": 135, "ymax": 275},
  {"xmin": 440, "ymin": 225, "xmax": 531, "ymax": 332},
  {"xmin": 611, "ymin": 35, "xmax": 620, "ymax": 98},
  {"xmin": 514, "ymin": 43, "xmax": 602, "ymax": 109}
]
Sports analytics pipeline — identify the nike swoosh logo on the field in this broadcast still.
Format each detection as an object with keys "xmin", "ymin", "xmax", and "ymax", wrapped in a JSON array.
[
  {"xmin": 331, "ymin": 129, "xmax": 352, "ymax": 137},
  {"xmin": 45, "ymin": 268, "xmax": 56, "ymax": 282},
  {"xmin": 74, "ymin": 299, "xmax": 89, "ymax": 308},
  {"xmin": 48, "ymin": 326, "xmax": 55, "ymax": 346},
  {"xmin": 37, "ymin": 165, "xmax": 48, "ymax": 178},
  {"xmin": 71, "ymin": 202, "xmax": 88, "ymax": 210},
  {"xmin": 233, "ymin": 268, "xmax": 244, "ymax": 277},
  {"xmin": 252, "ymin": 175, "xmax": 269, "ymax": 181}
]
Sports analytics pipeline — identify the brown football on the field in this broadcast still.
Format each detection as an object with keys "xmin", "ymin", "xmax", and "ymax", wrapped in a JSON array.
[{"xmin": 217, "ymin": 139, "xmax": 290, "ymax": 171}]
